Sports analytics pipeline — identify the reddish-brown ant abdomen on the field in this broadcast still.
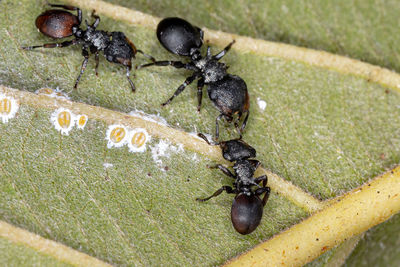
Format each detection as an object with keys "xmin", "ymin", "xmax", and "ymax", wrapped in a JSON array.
[{"xmin": 35, "ymin": 10, "xmax": 79, "ymax": 38}]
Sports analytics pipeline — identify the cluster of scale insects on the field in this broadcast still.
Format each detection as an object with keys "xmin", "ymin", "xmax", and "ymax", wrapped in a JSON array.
[{"xmin": 22, "ymin": 4, "xmax": 270, "ymax": 235}]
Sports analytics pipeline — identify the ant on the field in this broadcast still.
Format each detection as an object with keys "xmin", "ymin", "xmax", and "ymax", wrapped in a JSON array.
[
  {"xmin": 196, "ymin": 133, "xmax": 270, "ymax": 235},
  {"xmin": 21, "ymin": 4, "xmax": 154, "ymax": 91},
  {"xmin": 138, "ymin": 17, "xmax": 250, "ymax": 139}
]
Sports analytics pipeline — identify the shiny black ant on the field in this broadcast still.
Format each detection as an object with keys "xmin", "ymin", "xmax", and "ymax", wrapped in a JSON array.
[
  {"xmin": 21, "ymin": 4, "xmax": 154, "ymax": 91},
  {"xmin": 196, "ymin": 133, "xmax": 270, "ymax": 235},
  {"xmin": 138, "ymin": 17, "xmax": 250, "ymax": 139}
]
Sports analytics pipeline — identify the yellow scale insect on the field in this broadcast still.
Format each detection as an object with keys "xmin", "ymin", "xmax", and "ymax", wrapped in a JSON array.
[
  {"xmin": 51, "ymin": 108, "xmax": 75, "ymax": 135},
  {"xmin": 128, "ymin": 128, "xmax": 150, "ymax": 153},
  {"xmin": 76, "ymin": 114, "xmax": 88, "ymax": 129},
  {"xmin": 106, "ymin": 125, "xmax": 128, "ymax": 148},
  {"xmin": 0, "ymin": 94, "xmax": 19, "ymax": 123},
  {"xmin": 106, "ymin": 125, "xmax": 150, "ymax": 152}
]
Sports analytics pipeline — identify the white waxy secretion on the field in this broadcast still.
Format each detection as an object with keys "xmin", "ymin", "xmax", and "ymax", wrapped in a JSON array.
[{"xmin": 257, "ymin": 97, "xmax": 267, "ymax": 111}]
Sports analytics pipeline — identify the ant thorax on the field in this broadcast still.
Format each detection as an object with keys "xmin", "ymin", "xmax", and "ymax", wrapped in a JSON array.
[
  {"xmin": 82, "ymin": 27, "xmax": 109, "ymax": 50},
  {"xmin": 233, "ymin": 160, "xmax": 256, "ymax": 184},
  {"xmin": 194, "ymin": 57, "xmax": 227, "ymax": 83}
]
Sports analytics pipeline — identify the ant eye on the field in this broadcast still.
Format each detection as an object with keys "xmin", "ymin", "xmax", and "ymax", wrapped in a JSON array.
[
  {"xmin": 128, "ymin": 128, "xmax": 150, "ymax": 153},
  {"xmin": 50, "ymin": 108, "xmax": 75, "ymax": 135},
  {"xmin": 0, "ymin": 94, "xmax": 19, "ymax": 123},
  {"xmin": 106, "ymin": 125, "xmax": 128, "ymax": 148}
]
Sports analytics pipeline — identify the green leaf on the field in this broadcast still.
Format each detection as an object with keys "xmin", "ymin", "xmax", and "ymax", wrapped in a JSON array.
[
  {"xmin": 109, "ymin": 0, "xmax": 400, "ymax": 74},
  {"xmin": 0, "ymin": 237, "xmax": 72, "ymax": 267},
  {"xmin": 0, "ymin": 0, "xmax": 399, "ymax": 266}
]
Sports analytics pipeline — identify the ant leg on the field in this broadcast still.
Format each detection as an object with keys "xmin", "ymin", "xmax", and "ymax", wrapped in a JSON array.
[
  {"xmin": 137, "ymin": 60, "xmax": 194, "ymax": 70},
  {"xmin": 234, "ymin": 118, "xmax": 241, "ymax": 139},
  {"xmin": 206, "ymin": 46, "xmax": 212, "ymax": 57},
  {"xmin": 235, "ymin": 110, "xmax": 250, "ymax": 138},
  {"xmin": 47, "ymin": 4, "xmax": 82, "ymax": 23},
  {"xmin": 254, "ymin": 175, "xmax": 267, "ymax": 185},
  {"xmin": 255, "ymin": 187, "xmax": 271, "ymax": 206},
  {"xmin": 161, "ymin": 74, "xmax": 197, "ymax": 106},
  {"xmin": 255, "ymin": 174, "xmax": 270, "ymax": 206},
  {"xmin": 240, "ymin": 110, "xmax": 250, "ymax": 134},
  {"xmin": 209, "ymin": 164, "xmax": 236, "ymax": 179},
  {"xmin": 91, "ymin": 13, "xmax": 100, "ymax": 28},
  {"xmin": 21, "ymin": 39, "xmax": 77, "ymax": 50},
  {"xmin": 213, "ymin": 40, "xmax": 235, "ymax": 60},
  {"xmin": 215, "ymin": 113, "xmax": 224, "ymax": 141},
  {"xmin": 196, "ymin": 186, "xmax": 235, "ymax": 202},
  {"xmin": 136, "ymin": 50, "xmax": 156, "ymax": 62},
  {"xmin": 248, "ymin": 159, "xmax": 261, "ymax": 170},
  {"xmin": 126, "ymin": 64, "xmax": 136, "ymax": 92},
  {"xmin": 94, "ymin": 52, "xmax": 99, "ymax": 76},
  {"xmin": 196, "ymin": 27, "xmax": 204, "ymax": 41},
  {"xmin": 197, "ymin": 133, "xmax": 219, "ymax": 146},
  {"xmin": 74, "ymin": 48, "xmax": 89, "ymax": 89},
  {"xmin": 197, "ymin": 79, "xmax": 204, "ymax": 112}
]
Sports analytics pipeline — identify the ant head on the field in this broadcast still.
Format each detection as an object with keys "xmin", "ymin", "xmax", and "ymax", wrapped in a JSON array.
[{"xmin": 221, "ymin": 139, "xmax": 256, "ymax": 162}]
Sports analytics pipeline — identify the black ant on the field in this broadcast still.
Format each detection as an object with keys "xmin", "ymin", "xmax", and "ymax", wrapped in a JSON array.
[
  {"xmin": 196, "ymin": 133, "xmax": 270, "ymax": 235},
  {"xmin": 138, "ymin": 17, "xmax": 250, "ymax": 139},
  {"xmin": 21, "ymin": 4, "xmax": 154, "ymax": 91}
]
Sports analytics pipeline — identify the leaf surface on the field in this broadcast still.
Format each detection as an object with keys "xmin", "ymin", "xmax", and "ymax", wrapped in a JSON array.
[{"xmin": 0, "ymin": 0, "xmax": 399, "ymax": 266}]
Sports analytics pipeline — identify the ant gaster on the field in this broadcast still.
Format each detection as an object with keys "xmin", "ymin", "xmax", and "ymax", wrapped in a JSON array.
[
  {"xmin": 138, "ymin": 17, "xmax": 250, "ymax": 139},
  {"xmin": 196, "ymin": 133, "xmax": 270, "ymax": 235},
  {"xmin": 22, "ymin": 4, "xmax": 154, "ymax": 91}
]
